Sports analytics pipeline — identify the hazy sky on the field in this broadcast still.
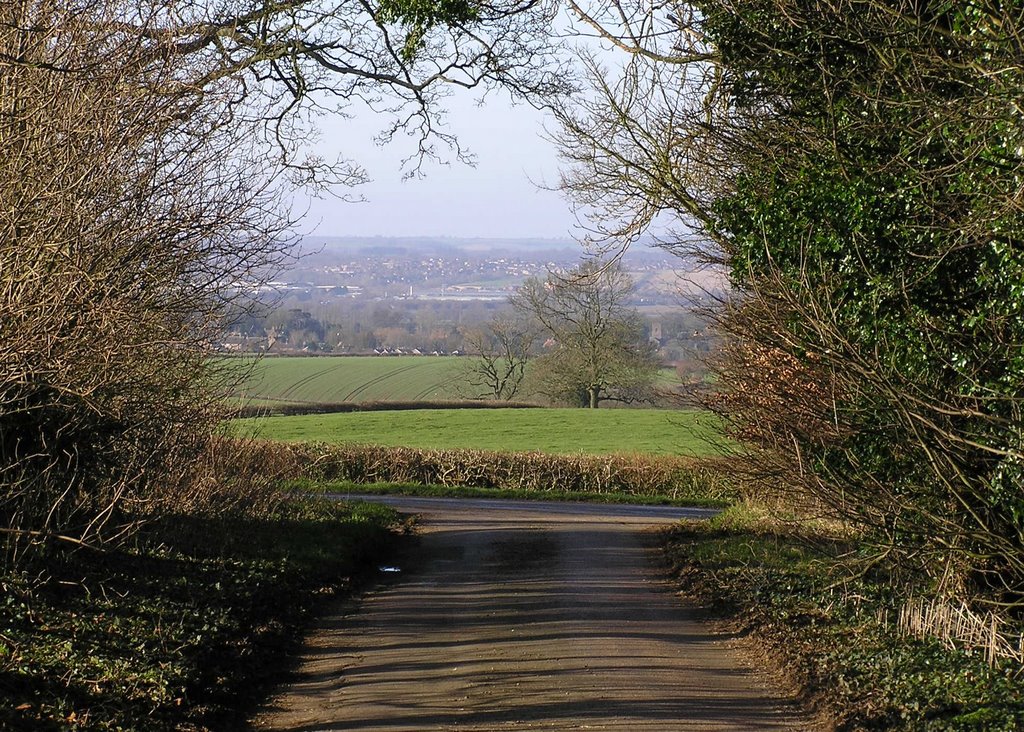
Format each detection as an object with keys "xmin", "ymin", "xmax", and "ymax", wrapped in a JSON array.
[{"xmin": 296, "ymin": 91, "xmax": 579, "ymax": 240}]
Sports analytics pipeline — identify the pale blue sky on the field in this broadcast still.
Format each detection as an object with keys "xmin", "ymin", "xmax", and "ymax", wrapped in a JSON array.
[{"xmin": 296, "ymin": 91, "xmax": 579, "ymax": 239}]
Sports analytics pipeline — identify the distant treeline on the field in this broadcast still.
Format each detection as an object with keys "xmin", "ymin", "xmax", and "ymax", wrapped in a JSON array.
[{"xmin": 225, "ymin": 298, "xmax": 717, "ymax": 371}]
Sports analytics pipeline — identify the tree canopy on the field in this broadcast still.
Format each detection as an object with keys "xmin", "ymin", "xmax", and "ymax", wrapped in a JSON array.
[{"xmin": 552, "ymin": 1, "xmax": 1024, "ymax": 605}]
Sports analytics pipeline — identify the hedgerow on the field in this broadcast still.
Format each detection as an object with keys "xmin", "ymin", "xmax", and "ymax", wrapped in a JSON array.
[
  {"xmin": 233, "ymin": 399, "xmax": 541, "ymax": 418},
  {"xmin": 232, "ymin": 439, "xmax": 738, "ymax": 503}
]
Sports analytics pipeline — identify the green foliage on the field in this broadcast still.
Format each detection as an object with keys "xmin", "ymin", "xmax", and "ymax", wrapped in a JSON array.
[
  {"xmin": 378, "ymin": 0, "xmax": 478, "ymax": 27},
  {"xmin": 695, "ymin": 0, "xmax": 1024, "ymax": 602},
  {"xmin": 0, "ymin": 499, "xmax": 399, "ymax": 731},
  {"xmin": 377, "ymin": 0, "xmax": 479, "ymax": 60}
]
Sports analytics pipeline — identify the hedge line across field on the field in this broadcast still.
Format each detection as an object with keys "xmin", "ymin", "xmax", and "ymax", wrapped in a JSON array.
[
  {"xmin": 235, "ymin": 439, "xmax": 737, "ymax": 504},
  {"xmin": 233, "ymin": 400, "xmax": 541, "ymax": 418}
]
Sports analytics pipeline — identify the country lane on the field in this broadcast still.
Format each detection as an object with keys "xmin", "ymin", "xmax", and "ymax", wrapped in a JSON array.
[{"xmin": 252, "ymin": 496, "xmax": 814, "ymax": 731}]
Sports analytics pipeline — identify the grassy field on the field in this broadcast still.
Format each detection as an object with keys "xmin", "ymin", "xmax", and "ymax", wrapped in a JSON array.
[
  {"xmin": 225, "ymin": 356, "xmax": 469, "ymax": 406},
  {"xmin": 230, "ymin": 407, "xmax": 725, "ymax": 456}
]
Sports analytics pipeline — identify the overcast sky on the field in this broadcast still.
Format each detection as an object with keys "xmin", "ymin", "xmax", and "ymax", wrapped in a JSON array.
[{"xmin": 294, "ymin": 90, "xmax": 579, "ymax": 240}]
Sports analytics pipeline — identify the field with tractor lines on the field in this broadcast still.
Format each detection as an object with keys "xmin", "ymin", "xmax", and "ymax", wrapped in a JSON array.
[
  {"xmin": 227, "ymin": 355, "xmax": 684, "ymax": 409},
  {"xmin": 226, "ymin": 355, "xmax": 468, "ymax": 406}
]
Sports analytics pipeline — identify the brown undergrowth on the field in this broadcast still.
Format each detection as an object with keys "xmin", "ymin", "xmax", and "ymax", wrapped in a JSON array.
[{"xmin": 660, "ymin": 501, "xmax": 1024, "ymax": 731}]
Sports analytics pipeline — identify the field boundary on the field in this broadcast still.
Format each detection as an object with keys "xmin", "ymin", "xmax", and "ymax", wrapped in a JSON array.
[
  {"xmin": 233, "ymin": 399, "xmax": 541, "ymax": 418},
  {"xmin": 244, "ymin": 440, "xmax": 738, "ymax": 504}
]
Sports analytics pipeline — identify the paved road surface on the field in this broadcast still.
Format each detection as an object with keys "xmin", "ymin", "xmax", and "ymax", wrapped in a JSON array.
[{"xmin": 253, "ymin": 496, "xmax": 812, "ymax": 731}]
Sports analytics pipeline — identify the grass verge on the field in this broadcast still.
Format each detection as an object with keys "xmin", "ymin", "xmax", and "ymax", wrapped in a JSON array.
[
  {"xmin": 660, "ymin": 503, "xmax": 1024, "ymax": 730},
  {"xmin": 303, "ymin": 479, "xmax": 730, "ymax": 508},
  {"xmin": 0, "ymin": 499, "xmax": 401, "ymax": 731}
]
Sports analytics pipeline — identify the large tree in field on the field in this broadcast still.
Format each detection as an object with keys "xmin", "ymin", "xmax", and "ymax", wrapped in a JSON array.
[
  {"xmin": 0, "ymin": 0, "xmax": 564, "ymax": 561},
  {"xmin": 512, "ymin": 261, "xmax": 658, "ymax": 408},
  {"xmin": 551, "ymin": 1, "xmax": 1024, "ymax": 605}
]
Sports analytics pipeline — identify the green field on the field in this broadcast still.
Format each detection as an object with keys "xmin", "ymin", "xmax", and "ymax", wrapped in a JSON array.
[
  {"xmin": 225, "ymin": 356, "xmax": 469, "ymax": 405},
  {"xmin": 225, "ymin": 354, "xmax": 688, "ymax": 409},
  {"xmin": 231, "ymin": 408, "xmax": 724, "ymax": 456},
  {"xmin": 226, "ymin": 356, "xmax": 684, "ymax": 407}
]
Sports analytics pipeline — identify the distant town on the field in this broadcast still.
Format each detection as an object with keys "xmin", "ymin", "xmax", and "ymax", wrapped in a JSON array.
[
  {"xmin": 223, "ymin": 236, "xmax": 723, "ymax": 377},
  {"xmin": 233, "ymin": 236, "xmax": 722, "ymax": 305}
]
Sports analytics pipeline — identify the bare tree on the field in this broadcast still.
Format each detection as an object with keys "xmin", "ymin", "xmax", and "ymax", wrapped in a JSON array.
[
  {"xmin": 460, "ymin": 313, "xmax": 536, "ymax": 401},
  {"xmin": 512, "ymin": 260, "xmax": 658, "ymax": 408},
  {"xmin": 0, "ymin": 0, "xmax": 568, "ymax": 561},
  {"xmin": 1, "ymin": 0, "xmax": 297, "ymax": 558},
  {"xmin": 1, "ymin": 0, "xmax": 570, "ymax": 177}
]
